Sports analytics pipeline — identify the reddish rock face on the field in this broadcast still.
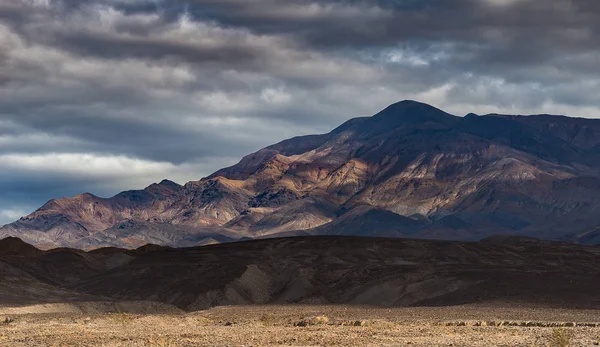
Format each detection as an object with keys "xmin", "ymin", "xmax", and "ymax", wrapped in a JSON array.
[{"xmin": 3, "ymin": 100, "xmax": 600, "ymax": 249}]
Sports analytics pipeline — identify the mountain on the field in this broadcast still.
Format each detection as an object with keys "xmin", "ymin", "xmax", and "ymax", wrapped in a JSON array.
[
  {"xmin": 3, "ymin": 100, "xmax": 600, "ymax": 249},
  {"xmin": 0, "ymin": 179, "xmax": 242, "ymax": 249},
  {"xmin": 2, "ymin": 236, "xmax": 600, "ymax": 310}
]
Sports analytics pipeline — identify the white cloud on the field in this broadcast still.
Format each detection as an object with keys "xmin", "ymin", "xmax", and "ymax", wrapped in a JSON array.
[
  {"xmin": 0, "ymin": 209, "xmax": 28, "ymax": 226},
  {"xmin": 0, "ymin": 153, "xmax": 239, "ymax": 185},
  {"xmin": 260, "ymin": 87, "xmax": 292, "ymax": 104}
]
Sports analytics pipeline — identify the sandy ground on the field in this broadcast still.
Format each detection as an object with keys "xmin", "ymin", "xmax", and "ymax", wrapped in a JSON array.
[{"xmin": 2, "ymin": 304, "xmax": 600, "ymax": 346}]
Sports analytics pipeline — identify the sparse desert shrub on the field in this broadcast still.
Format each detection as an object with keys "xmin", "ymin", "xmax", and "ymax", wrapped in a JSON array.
[
  {"xmin": 1, "ymin": 316, "xmax": 13, "ymax": 325},
  {"xmin": 195, "ymin": 317, "xmax": 213, "ymax": 325},
  {"xmin": 295, "ymin": 316, "xmax": 329, "ymax": 327},
  {"xmin": 549, "ymin": 328, "xmax": 574, "ymax": 347},
  {"xmin": 353, "ymin": 320, "xmax": 369, "ymax": 327},
  {"xmin": 113, "ymin": 302, "xmax": 124, "ymax": 314},
  {"xmin": 259, "ymin": 313, "xmax": 275, "ymax": 325},
  {"xmin": 109, "ymin": 302, "xmax": 135, "ymax": 325},
  {"xmin": 108, "ymin": 313, "xmax": 135, "ymax": 325}
]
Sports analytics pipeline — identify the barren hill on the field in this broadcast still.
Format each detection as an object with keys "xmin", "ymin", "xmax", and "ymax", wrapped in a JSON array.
[{"xmin": 1, "ymin": 236, "xmax": 600, "ymax": 311}]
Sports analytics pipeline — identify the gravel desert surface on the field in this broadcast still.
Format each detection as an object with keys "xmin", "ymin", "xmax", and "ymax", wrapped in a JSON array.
[{"xmin": 2, "ymin": 304, "xmax": 600, "ymax": 346}]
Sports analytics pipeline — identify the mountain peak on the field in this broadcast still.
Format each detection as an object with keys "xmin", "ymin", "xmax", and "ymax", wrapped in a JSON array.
[
  {"xmin": 377, "ymin": 100, "xmax": 454, "ymax": 117},
  {"xmin": 144, "ymin": 179, "xmax": 181, "ymax": 190},
  {"xmin": 158, "ymin": 179, "xmax": 181, "ymax": 187},
  {"xmin": 390, "ymin": 99, "xmax": 433, "ymax": 107},
  {"xmin": 365, "ymin": 100, "xmax": 458, "ymax": 131}
]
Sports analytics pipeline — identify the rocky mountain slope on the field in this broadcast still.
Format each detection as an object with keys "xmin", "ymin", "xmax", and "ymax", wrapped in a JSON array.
[
  {"xmin": 2, "ymin": 100, "xmax": 600, "ymax": 249},
  {"xmin": 2, "ymin": 236, "xmax": 600, "ymax": 311}
]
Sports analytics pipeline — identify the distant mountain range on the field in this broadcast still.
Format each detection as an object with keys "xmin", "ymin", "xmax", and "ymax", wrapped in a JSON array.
[{"xmin": 3, "ymin": 100, "xmax": 600, "ymax": 249}]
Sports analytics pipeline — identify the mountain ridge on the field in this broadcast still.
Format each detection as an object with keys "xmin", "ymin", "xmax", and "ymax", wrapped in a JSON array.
[{"xmin": 3, "ymin": 100, "xmax": 600, "ymax": 249}]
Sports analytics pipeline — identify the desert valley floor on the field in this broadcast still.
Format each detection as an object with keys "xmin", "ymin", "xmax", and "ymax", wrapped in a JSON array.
[
  {"xmin": 2, "ymin": 235, "xmax": 600, "ymax": 346},
  {"xmin": 2, "ymin": 305, "xmax": 600, "ymax": 346}
]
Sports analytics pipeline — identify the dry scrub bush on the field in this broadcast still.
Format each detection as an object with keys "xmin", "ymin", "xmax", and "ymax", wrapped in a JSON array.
[
  {"xmin": 259, "ymin": 313, "xmax": 275, "ymax": 326},
  {"xmin": 296, "ymin": 316, "xmax": 330, "ymax": 327},
  {"xmin": 195, "ymin": 317, "xmax": 213, "ymax": 325},
  {"xmin": 109, "ymin": 302, "xmax": 135, "ymax": 325},
  {"xmin": 108, "ymin": 313, "xmax": 135, "ymax": 325},
  {"xmin": 549, "ymin": 328, "xmax": 574, "ymax": 347}
]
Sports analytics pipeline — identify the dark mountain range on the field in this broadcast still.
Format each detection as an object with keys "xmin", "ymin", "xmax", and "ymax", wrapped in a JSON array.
[
  {"xmin": 2, "ymin": 100, "xmax": 600, "ymax": 249},
  {"xmin": 2, "ymin": 236, "xmax": 600, "ymax": 310}
]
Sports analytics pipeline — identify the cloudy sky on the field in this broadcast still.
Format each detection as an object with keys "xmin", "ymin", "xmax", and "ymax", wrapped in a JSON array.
[{"xmin": 1, "ymin": 0, "xmax": 600, "ymax": 225}]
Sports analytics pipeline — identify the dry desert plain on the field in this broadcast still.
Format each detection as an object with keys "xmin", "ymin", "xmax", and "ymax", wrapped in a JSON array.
[
  {"xmin": 3, "ymin": 236, "xmax": 600, "ymax": 346},
  {"xmin": 2, "ymin": 304, "xmax": 600, "ymax": 346}
]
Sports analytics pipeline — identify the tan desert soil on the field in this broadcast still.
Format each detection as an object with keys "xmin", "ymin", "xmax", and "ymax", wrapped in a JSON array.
[
  {"xmin": 2, "ymin": 305, "xmax": 600, "ymax": 346},
  {"xmin": 0, "ymin": 301, "xmax": 183, "ymax": 316}
]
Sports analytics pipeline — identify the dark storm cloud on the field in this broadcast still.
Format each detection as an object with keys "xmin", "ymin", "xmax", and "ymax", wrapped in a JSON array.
[
  {"xmin": 1, "ymin": 0, "xmax": 600, "ymax": 224},
  {"xmin": 179, "ymin": 0, "xmax": 600, "ymax": 94},
  {"xmin": 185, "ymin": 0, "xmax": 600, "ymax": 51}
]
